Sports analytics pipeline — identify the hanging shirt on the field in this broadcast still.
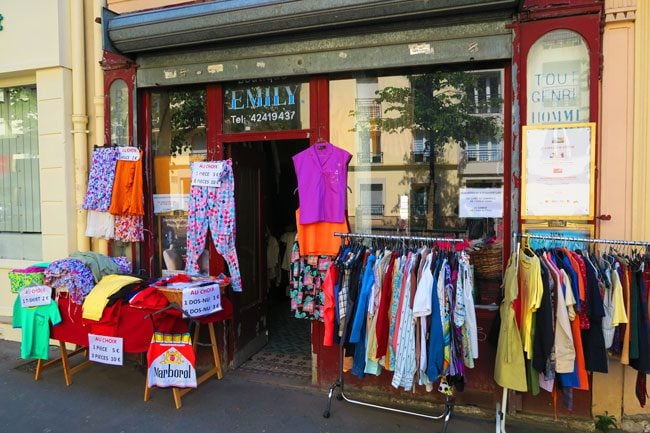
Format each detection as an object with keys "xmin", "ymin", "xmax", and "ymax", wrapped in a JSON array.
[
  {"xmin": 295, "ymin": 208, "xmax": 349, "ymax": 256},
  {"xmin": 292, "ymin": 141, "xmax": 351, "ymax": 224},
  {"xmin": 392, "ymin": 254, "xmax": 417, "ymax": 391},
  {"xmin": 12, "ymin": 297, "xmax": 62, "ymax": 360},
  {"xmin": 611, "ymin": 262, "xmax": 628, "ymax": 326}
]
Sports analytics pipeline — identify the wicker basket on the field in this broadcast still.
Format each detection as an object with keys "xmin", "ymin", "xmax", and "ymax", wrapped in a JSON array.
[
  {"xmin": 470, "ymin": 242, "xmax": 503, "ymax": 280},
  {"xmin": 158, "ymin": 287, "xmax": 183, "ymax": 305}
]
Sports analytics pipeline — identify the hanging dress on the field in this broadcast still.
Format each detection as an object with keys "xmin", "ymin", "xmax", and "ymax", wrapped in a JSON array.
[{"xmin": 494, "ymin": 253, "xmax": 528, "ymax": 392}]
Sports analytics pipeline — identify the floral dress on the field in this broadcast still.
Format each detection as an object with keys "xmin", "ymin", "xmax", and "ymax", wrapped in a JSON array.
[{"xmin": 290, "ymin": 240, "xmax": 332, "ymax": 321}]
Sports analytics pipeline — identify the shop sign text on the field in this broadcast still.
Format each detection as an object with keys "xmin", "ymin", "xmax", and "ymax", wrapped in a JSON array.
[{"xmin": 223, "ymin": 79, "xmax": 306, "ymax": 133}]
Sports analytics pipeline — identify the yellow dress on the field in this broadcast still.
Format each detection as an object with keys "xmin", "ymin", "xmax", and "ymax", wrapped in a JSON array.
[
  {"xmin": 494, "ymin": 253, "xmax": 528, "ymax": 392},
  {"xmin": 518, "ymin": 251, "xmax": 543, "ymax": 359}
]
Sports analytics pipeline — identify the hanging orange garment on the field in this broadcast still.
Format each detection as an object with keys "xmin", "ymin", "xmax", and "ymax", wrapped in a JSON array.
[
  {"xmin": 295, "ymin": 208, "xmax": 349, "ymax": 256},
  {"xmin": 564, "ymin": 251, "xmax": 589, "ymax": 390},
  {"xmin": 570, "ymin": 308, "xmax": 589, "ymax": 390},
  {"xmin": 109, "ymin": 151, "xmax": 144, "ymax": 216}
]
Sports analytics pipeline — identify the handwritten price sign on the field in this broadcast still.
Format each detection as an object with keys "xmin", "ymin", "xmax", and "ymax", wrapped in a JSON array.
[
  {"xmin": 19, "ymin": 285, "xmax": 52, "ymax": 308},
  {"xmin": 118, "ymin": 146, "xmax": 140, "ymax": 161},
  {"xmin": 182, "ymin": 283, "xmax": 222, "ymax": 317},
  {"xmin": 88, "ymin": 334, "xmax": 123, "ymax": 366},
  {"xmin": 191, "ymin": 162, "xmax": 223, "ymax": 187}
]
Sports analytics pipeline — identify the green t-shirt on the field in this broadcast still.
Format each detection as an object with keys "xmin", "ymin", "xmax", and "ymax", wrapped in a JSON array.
[{"xmin": 12, "ymin": 297, "xmax": 61, "ymax": 360}]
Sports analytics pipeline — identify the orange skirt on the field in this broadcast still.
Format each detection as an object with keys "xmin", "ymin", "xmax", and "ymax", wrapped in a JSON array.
[{"xmin": 109, "ymin": 151, "xmax": 144, "ymax": 216}]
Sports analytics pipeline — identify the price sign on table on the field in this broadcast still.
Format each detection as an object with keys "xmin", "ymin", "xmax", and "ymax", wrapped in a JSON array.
[
  {"xmin": 88, "ymin": 334, "xmax": 123, "ymax": 366},
  {"xmin": 19, "ymin": 285, "xmax": 52, "ymax": 308},
  {"xmin": 182, "ymin": 283, "xmax": 222, "ymax": 317}
]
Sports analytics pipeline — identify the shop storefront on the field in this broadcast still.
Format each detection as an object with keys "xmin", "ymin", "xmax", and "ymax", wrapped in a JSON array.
[
  {"xmin": 97, "ymin": 0, "xmax": 648, "ymax": 424},
  {"xmin": 104, "ymin": 0, "xmax": 516, "ymax": 382}
]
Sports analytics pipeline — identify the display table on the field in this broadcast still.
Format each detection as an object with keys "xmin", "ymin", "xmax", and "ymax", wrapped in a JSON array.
[
  {"xmin": 35, "ymin": 293, "xmax": 186, "ymax": 386},
  {"xmin": 143, "ymin": 300, "xmax": 234, "ymax": 409}
]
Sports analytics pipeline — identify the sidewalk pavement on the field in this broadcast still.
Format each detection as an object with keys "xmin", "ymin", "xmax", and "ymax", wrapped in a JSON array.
[{"xmin": 0, "ymin": 339, "xmax": 580, "ymax": 433}]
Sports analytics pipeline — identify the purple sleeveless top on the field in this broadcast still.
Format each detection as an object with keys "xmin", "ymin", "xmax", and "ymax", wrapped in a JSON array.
[{"xmin": 292, "ymin": 142, "xmax": 351, "ymax": 224}]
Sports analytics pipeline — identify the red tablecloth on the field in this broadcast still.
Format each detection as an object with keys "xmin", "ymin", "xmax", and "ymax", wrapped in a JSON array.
[{"xmin": 51, "ymin": 293, "xmax": 233, "ymax": 353}]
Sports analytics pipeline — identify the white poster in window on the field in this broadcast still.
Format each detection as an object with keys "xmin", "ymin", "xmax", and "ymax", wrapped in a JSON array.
[
  {"xmin": 153, "ymin": 194, "xmax": 189, "ymax": 214},
  {"xmin": 459, "ymin": 188, "xmax": 503, "ymax": 218},
  {"xmin": 522, "ymin": 123, "xmax": 595, "ymax": 219}
]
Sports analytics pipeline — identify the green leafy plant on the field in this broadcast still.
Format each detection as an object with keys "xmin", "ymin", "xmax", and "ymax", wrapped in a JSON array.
[{"xmin": 594, "ymin": 411, "xmax": 617, "ymax": 432}]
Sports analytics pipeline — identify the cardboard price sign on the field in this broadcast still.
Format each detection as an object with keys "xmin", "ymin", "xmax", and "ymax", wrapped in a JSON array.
[
  {"xmin": 191, "ymin": 162, "xmax": 223, "ymax": 187},
  {"xmin": 117, "ymin": 146, "xmax": 140, "ymax": 161},
  {"xmin": 88, "ymin": 334, "xmax": 123, "ymax": 366},
  {"xmin": 19, "ymin": 285, "xmax": 52, "ymax": 308},
  {"xmin": 182, "ymin": 283, "xmax": 222, "ymax": 317}
]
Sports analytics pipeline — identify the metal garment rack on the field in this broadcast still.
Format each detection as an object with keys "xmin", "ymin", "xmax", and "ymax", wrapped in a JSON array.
[
  {"xmin": 516, "ymin": 232, "xmax": 650, "ymax": 247},
  {"xmin": 323, "ymin": 232, "xmax": 466, "ymax": 433},
  {"xmin": 495, "ymin": 233, "xmax": 650, "ymax": 433}
]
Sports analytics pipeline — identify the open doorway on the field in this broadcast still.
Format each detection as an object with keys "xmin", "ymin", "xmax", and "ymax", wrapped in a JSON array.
[{"xmin": 232, "ymin": 139, "xmax": 313, "ymax": 384}]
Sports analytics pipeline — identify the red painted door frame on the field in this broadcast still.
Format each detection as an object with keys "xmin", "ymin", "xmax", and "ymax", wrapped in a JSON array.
[{"xmin": 513, "ymin": 9, "xmax": 602, "ymax": 418}]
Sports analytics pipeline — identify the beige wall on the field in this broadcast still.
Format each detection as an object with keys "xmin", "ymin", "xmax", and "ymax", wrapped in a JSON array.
[
  {"xmin": 107, "ymin": 0, "xmax": 192, "ymax": 13},
  {"xmin": 0, "ymin": 1, "xmax": 103, "ymax": 339},
  {"xmin": 0, "ymin": 0, "xmax": 71, "ymax": 74},
  {"xmin": 595, "ymin": 0, "xmax": 649, "ymax": 421}
]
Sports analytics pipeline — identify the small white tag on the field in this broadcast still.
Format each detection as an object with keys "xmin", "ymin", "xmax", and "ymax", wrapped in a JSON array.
[
  {"xmin": 409, "ymin": 43, "xmax": 433, "ymax": 55},
  {"xmin": 191, "ymin": 162, "xmax": 223, "ymax": 187},
  {"xmin": 19, "ymin": 285, "xmax": 52, "ymax": 308},
  {"xmin": 118, "ymin": 146, "xmax": 140, "ymax": 161}
]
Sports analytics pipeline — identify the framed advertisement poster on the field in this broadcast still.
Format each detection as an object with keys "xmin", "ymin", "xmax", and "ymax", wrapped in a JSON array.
[{"xmin": 521, "ymin": 122, "xmax": 596, "ymax": 220}]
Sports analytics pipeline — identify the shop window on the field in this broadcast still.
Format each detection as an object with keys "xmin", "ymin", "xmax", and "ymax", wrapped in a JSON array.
[
  {"xmin": 150, "ymin": 89, "xmax": 207, "ymax": 276},
  {"xmin": 355, "ymin": 79, "xmax": 382, "ymax": 164},
  {"xmin": 527, "ymin": 29, "xmax": 590, "ymax": 125},
  {"xmin": 358, "ymin": 183, "xmax": 384, "ymax": 216},
  {"xmin": 330, "ymin": 69, "xmax": 504, "ymax": 239},
  {"xmin": 109, "ymin": 79, "xmax": 129, "ymax": 146},
  {"xmin": 0, "ymin": 85, "xmax": 41, "ymax": 260},
  {"xmin": 466, "ymin": 137, "xmax": 503, "ymax": 162}
]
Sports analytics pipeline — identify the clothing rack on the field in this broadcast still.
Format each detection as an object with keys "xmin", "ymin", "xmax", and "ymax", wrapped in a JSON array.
[
  {"xmin": 323, "ymin": 232, "xmax": 467, "ymax": 433},
  {"xmin": 516, "ymin": 233, "xmax": 650, "ymax": 247},
  {"xmin": 495, "ymin": 232, "xmax": 650, "ymax": 433}
]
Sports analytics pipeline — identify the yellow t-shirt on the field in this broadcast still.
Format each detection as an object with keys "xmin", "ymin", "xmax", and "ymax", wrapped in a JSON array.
[
  {"xmin": 82, "ymin": 274, "xmax": 142, "ymax": 321},
  {"xmin": 611, "ymin": 268, "xmax": 628, "ymax": 326}
]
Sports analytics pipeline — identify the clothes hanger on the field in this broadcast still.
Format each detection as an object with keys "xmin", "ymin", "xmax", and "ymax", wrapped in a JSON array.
[{"xmin": 520, "ymin": 234, "xmax": 535, "ymax": 257}]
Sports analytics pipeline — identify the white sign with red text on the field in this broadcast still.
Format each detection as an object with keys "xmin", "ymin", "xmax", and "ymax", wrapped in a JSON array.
[
  {"xmin": 191, "ymin": 162, "xmax": 223, "ymax": 188},
  {"xmin": 182, "ymin": 283, "xmax": 221, "ymax": 317},
  {"xmin": 88, "ymin": 334, "xmax": 123, "ymax": 366},
  {"xmin": 118, "ymin": 146, "xmax": 140, "ymax": 161},
  {"xmin": 19, "ymin": 285, "xmax": 52, "ymax": 308}
]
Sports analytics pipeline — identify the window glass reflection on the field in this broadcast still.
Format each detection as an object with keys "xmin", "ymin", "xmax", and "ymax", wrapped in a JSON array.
[
  {"xmin": 330, "ymin": 70, "xmax": 505, "ymax": 241},
  {"xmin": 150, "ymin": 89, "xmax": 208, "ymax": 276}
]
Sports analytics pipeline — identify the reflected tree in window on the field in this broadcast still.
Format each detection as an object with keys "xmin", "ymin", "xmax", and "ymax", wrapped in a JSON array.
[
  {"xmin": 372, "ymin": 71, "xmax": 502, "ymax": 226},
  {"xmin": 152, "ymin": 91, "xmax": 206, "ymax": 157}
]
